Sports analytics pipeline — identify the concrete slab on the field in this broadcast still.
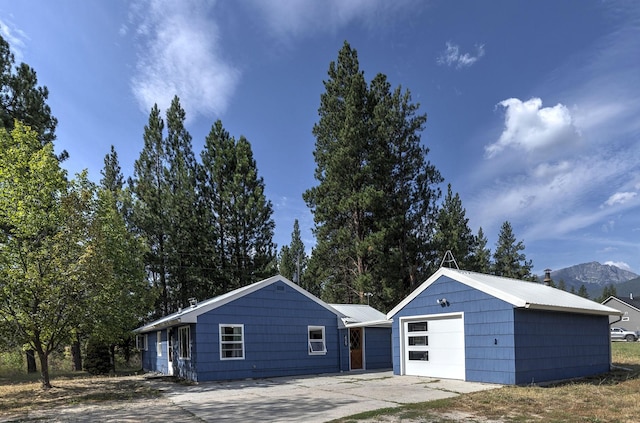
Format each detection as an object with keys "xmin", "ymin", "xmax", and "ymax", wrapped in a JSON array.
[{"xmin": 159, "ymin": 371, "xmax": 500, "ymax": 422}]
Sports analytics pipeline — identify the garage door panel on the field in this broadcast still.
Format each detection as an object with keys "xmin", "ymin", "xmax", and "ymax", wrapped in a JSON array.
[{"xmin": 403, "ymin": 314, "xmax": 465, "ymax": 380}]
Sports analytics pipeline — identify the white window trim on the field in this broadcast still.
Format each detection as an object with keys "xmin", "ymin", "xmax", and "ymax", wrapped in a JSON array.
[
  {"xmin": 178, "ymin": 326, "xmax": 191, "ymax": 360},
  {"xmin": 137, "ymin": 334, "xmax": 148, "ymax": 351},
  {"xmin": 308, "ymin": 326, "xmax": 327, "ymax": 355},
  {"xmin": 219, "ymin": 324, "xmax": 245, "ymax": 360},
  {"xmin": 156, "ymin": 331, "xmax": 162, "ymax": 356}
]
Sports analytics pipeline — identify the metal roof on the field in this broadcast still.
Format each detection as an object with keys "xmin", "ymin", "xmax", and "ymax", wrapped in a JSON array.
[
  {"xmin": 388, "ymin": 268, "xmax": 624, "ymax": 318},
  {"xmin": 329, "ymin": 304, "xmax": 392, "ymax": 328}
]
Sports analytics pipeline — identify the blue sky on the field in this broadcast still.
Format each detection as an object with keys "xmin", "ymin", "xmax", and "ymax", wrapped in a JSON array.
[{"xmin": 2, "ymin": 0, "xmax": 639, "ymax": 274}]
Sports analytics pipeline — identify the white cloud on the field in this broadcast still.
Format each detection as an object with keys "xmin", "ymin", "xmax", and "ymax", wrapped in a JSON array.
[
  {"xmin": 437, "ymin": 42, "xmax": 485, "ymax": 69},
  {"xmin": 0, "ymin": 18, "xmax": 28, "ymax": 63},
  {"xmin": 129, "ymin": 0, "xmax": 240, "ymax": 120},
  {"xmin": 249, "ymin": 0, "xmax": 416, "ymax": 41},
  {"xmin": 603, "ymin": 191, "xmax": 637, "ymax": 207},
  {"xmin": 604, "ymin": 261, "xmax": 632, "ymax": 272},
  {"xmin": 485, "ymin": 98, "xmax": 579, "ymax": 158}
]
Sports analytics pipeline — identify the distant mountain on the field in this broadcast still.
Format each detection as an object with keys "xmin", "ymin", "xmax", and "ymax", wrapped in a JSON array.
[{"xmin": 539, "ymin": 262, "xmax": 639, "ymax": 299}]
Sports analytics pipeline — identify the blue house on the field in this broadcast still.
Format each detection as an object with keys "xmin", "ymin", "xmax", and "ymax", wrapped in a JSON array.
[
  {"xmin": 387, "ymin": 268, "xmax": 623, "ymax": 385},
  {"xmin": 134, "ymin": 275, "xmax": 391, "ymax": 382}
]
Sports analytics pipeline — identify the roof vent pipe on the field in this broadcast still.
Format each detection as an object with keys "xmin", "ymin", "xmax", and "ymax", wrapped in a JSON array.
[
  {"xmin": 631, "ymin": 293, "xmax": 634, "ymax": 300},
  {"xmin": 189, "ymin": 297, "xmax": 198, "ymax": 308},
  {"xmin": 543, "ymin": 269, "xmax": 552, "ymax": 286}
]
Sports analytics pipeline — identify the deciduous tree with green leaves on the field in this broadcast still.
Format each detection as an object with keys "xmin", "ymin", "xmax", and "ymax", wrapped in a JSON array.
[{"xmin": 0, "ymin": 123, "xmax": 85, "ymax": 388}]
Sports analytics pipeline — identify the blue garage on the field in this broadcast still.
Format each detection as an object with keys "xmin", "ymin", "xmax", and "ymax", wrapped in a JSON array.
[
  {"xmin": 387, "ymin": 268, "xmax": 622, "ymax": 385},
  {"xmin": 134, "ymin": 275, "xmax": 391, "ymax": 382}
]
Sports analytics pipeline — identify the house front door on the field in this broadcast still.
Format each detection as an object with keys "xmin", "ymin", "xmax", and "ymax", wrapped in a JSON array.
[
  {"xmin": 167, "ymin": 328, "xmax": 174, "ymax": 376},
  {"xmin": 350, "ymin": 327, "xmax": 363, "ymax": 370}
]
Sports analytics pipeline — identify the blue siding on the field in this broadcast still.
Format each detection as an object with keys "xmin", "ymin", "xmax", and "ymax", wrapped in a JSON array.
[
  {"xmin": 392, "ymin": 275, "xmax": 613, "ymax": 385},
  {"xmin": 364, "ymin": 327, "xmax": 392, "ymax": 369},
  {"xmin": 513, "ymin": 309, "xmax": 611, "ymax": 384},
  {"xmin": 193, "ymin": 280, "xmax": 346, "ymax": 381},
  {"xmin": 392, "ymin": 276, "xmax": 517, "ymax": 384}
]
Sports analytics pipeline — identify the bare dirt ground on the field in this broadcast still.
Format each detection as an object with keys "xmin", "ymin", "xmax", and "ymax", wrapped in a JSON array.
[{"xmin": 0, "ymin": 375, "xmax": 197, "ymax": 423}]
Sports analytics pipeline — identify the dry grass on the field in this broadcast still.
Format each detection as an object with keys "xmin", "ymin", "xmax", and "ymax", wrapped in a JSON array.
[
  {"xmin": 0, "ymin": 375, "xmax": 161, "ymax": 416},
  {"xmin": 336, "ymin": 342, "xmax": 640, "ymax": 423}
]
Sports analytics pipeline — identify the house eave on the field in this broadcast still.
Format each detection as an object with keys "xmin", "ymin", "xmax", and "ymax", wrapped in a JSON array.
[
  {"xmin": 343, "ymin": 319, "xmax": 392, "ymax": 328},
  {"xmin": 523, "ymin": 303, "xmax": 624, "ymax": 316}
]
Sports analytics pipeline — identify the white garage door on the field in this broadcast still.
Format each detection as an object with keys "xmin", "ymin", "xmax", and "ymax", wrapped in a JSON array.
[{"xmin": 402, "ymin": 313, "xmax": 465, "ymax": 380}]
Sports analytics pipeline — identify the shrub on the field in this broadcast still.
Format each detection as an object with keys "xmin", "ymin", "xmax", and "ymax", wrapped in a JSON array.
[{"xmin": 84, "ymin": 339, "xmax": 112, "ymax": 375}]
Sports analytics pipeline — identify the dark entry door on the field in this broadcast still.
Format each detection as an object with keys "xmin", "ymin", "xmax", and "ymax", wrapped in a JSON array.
[{"xmin": 350, "ymin": 327, "xmax": 363, "ymax": 370}]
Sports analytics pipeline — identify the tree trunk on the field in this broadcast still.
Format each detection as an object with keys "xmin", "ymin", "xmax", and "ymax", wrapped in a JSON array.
[
  {"xmin": 71, "ymin": 339, "xmax": 82, "ymax": 371},
  {"xmin": 109, "ymin": 344, "xmax": 116, "ymax": 374},
  {"xmin": 26, "ymin": 350, "xmax": 37, "ymax": 373},
  {"xmin": 122, "ymin": 338, "xmax": 131, "ymax": 366},
  {"xmin": 36, "ymin": 349, "xmax": 52, "ymax": 389}
]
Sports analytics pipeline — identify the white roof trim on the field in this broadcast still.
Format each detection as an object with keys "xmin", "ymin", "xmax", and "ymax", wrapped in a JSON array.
[
  {"xmin": 135, "ymin": 275, "xmax": 346, "ymax": 333},
  {"xmin": 602, "ymin": 296, "xmax": 640, "ymax": 313},
  {"xmin": 343, "ymin": 319, "xmax": 392, "ymax": 328},
  {"xmin": 387, "ymin": 267, "xmax": 623, "ymax": 319}
]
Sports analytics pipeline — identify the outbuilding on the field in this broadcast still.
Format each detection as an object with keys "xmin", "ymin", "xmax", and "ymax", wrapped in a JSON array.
[
  {"xmin": 387, "ymin": 268, "xmax": 623, "ymax": 385},
  {"xmin": 134, "ymin": 275, "xmax": 391, "ymax": 382}
]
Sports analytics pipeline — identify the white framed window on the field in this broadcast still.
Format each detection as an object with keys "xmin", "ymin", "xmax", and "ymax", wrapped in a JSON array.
[
  {"xmin": 308, "ymin": 326, "xmax": 326, "ymax": 355},
  {"xmin": 156, "ymin": 331, "xmax": 162, "ymax": 356},
  {"xmin": 178, "ymin": 326, "xmax": 191, "ymax": 359},
  {"xmin": 220, "ymin": 324, "xmax": 244, "ymax": 360},
  {"xmin": 136, "ymin": 334, "xmax": 148, "ymax": 351}
]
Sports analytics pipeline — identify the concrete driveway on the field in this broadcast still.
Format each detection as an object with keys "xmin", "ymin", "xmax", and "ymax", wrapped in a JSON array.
[{"xmin": 157, "ymin": 371, "xmax": 499, "ymax": 422}]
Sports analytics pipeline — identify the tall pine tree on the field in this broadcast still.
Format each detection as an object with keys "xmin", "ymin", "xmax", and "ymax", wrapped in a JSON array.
[
  {"xmin": 0, "ymin": 35, "xmax": 59, "ymax": 154},
  {"xmin": 278, "ymin": 219, "xmax": 308, "ymax": 286},
  {"xmin": 431, "ymin": 184, "xmax": 474, "ymax": 271},
  {"xmin": 491, "ymin": 221, "xmax": 534, "ymax": 280},
  {"xmin": 130, "ymin": 105, "xmax": 170, "ymax": 315},
  {"xmin": 163, "ymin": 96, "xmax": 203, "ymax": 308},
  {"xmin": 304, "ymin": 42, "xmax": 442, "ymax": 310},
  {"xmin": 469, "ymin": 227, "xmax": 491, "ymax": 273},
  {"xmin": 200, "ymin": 120, "xmax": 276, "ymax": 291}
]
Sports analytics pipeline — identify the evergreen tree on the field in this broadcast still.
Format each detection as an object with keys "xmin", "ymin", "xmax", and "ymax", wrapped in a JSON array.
[
  {"xmin": 130, "ymin": 104, "xmax": 170, "ymax": 315},
  {"xmin": 431, "ymin": 184, "xmax": 474, "ymax": 271},
  {"xmin": 557, "ymin": 279, "xmax": 566, "ymax": 291},
  {"xmin": 163, "ymin": 96, "xmax": 204, "ymax": 308},
  {"xmin": 578, "ymin": 284, "xmax": 589, "ymax": 299},
  {"xmin": 0, "ymin": 35, "xmax": 60, "ymax": 153},
  {"xmin": 597, "ymin": 284, "xmax": 617, "ymax": 302},
  {"xmin": 278, "ymin": 219, "xmax": 308, "ymax": 287},
  {"xmin": 100, "ymin": 145, "xmax": 124, "ymax": 193},
  {"xmin": 491, "ymin": 221, "xmax": 534, "ymax": 280},
  {"xmin": 200, "ymin": 120, "xmax": 276, "ymax": 291},
  {"xmin": 304, "ymin": 42, "xmax": 442, "ymax": 309},
  {"xmin": 469, "ymin": 227, "xmax": 491, "ymax": 273}
]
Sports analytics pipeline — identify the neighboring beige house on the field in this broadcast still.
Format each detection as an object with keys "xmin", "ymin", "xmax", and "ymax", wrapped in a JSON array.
[{"xmin": 602, "ymin": 295, "xmax": 640, "ymax": 332}]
